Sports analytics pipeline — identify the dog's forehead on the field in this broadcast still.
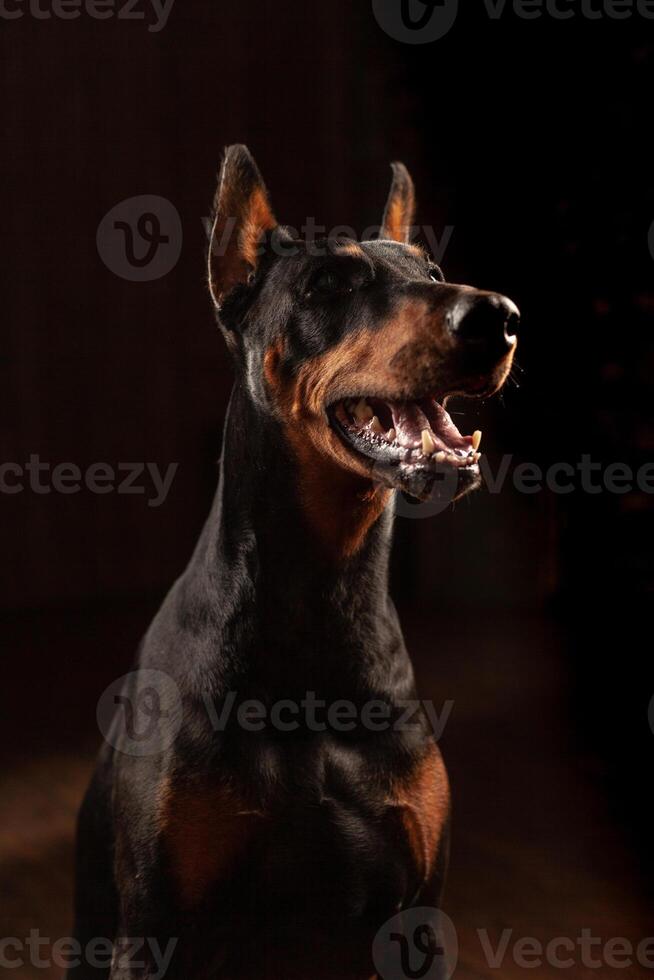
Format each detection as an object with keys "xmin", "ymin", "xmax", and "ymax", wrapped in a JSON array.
[
  {"xmin": 268, "ymin": 235, "xmax": 428, "ymax": 277},
  {"xmin": 358, "ymin": 239, "xmax": 428, "ymax": 273}
]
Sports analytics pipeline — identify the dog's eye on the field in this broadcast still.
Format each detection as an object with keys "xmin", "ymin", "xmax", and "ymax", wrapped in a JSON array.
[
  {"xmin": 316, "ymin": 271, "xmax": 340, "ymax": 291},
  {"xmin": 428, "ymin": 264, "xmax": 444, "ymax": 283},
  {"xmin": 307, "ymin": 269, "xmax": 352, "ymax": 297}
]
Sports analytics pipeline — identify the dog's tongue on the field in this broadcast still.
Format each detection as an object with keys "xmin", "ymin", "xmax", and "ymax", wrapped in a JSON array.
[{"xmin": 389, "ymin": 399, "xmax": 472, "ymax": 455}]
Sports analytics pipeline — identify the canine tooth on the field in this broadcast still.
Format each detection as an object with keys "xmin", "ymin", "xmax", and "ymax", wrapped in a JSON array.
[
  {"xmin": 387, "ymin": 428, "xmax": 396, "ymax": 442},
  {"xmin": 471, "ymin": 430, "xmax": 482, "ymax": 451},
  {"xmin": 435, "ymin": 451, "xmax": 447, "ymax": 463},
  {"xmin": 421, "ymin": 430, "xmax": 437, "ymax": 456},
  {"xmin": 370, "ymin": 415, "xmax": 383, "ymax": 434},
  {"xmin": 354, "ymin": 398, "xmax": 373, "ymax": 422}
]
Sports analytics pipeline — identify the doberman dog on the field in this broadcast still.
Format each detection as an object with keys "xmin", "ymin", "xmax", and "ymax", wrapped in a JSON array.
[{"xmin": 69, "ymin": 145, "xmax": 519, "ymax": 980}]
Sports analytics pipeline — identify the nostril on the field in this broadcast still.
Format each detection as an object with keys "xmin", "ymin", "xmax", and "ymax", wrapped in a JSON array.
[{"xmin": 504, "ymin": 311, "xmax": 520, "ymax": 342}]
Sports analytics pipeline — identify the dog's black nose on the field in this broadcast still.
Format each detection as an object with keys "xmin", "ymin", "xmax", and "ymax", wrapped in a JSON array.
[{"xmin": 448, "ymin": 292, "xmax": 520, "ymax": 358}]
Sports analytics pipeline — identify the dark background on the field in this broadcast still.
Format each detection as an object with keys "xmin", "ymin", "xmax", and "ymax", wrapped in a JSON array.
[{"xmin": 2, "ymin": 2, "xmax": 653, "ymax": 976}]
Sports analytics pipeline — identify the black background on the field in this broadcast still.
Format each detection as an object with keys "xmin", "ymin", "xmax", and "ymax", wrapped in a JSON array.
[{"xmin": 2, "ymin": 0, "xmax": 653, "ymax": 966}]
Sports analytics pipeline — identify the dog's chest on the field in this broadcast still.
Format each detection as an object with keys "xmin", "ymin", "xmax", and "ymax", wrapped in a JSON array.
[{"xmin": 158, "ymin": 738, "xmax": 449, "ymax": 919}]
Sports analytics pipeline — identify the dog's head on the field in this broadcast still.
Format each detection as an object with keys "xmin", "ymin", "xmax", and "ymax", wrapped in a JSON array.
[{"xmin": 208, "ymin": 145, "xmax": 519, "ymax": 517}]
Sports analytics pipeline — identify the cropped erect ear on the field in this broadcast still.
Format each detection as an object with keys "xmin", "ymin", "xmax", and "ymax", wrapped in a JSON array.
[
  {"xmin": 380, "ymin": 161, "xmax": 416, "ymax": 244},
  {"xmin": 208, "ymin": 144, "xmax": 277, "ymax": 308}
]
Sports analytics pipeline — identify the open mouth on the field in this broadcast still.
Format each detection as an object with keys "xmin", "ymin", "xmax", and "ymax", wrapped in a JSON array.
[{"xmin": 329, "ymin": 395, "xmax": 483, "ymax": 500}]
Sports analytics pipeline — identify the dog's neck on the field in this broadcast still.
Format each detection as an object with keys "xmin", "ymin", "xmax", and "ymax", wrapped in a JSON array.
[{"xmin": 185, "ymin": 383, "xmax": 402, "ymax": 690}]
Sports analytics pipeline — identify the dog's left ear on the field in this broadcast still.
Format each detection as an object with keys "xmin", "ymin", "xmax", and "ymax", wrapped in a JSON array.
[
  {"xmin": 380, "ymin": 161, "xmax": 416, "ymax": 244},
  {"xmin": 208, "ymin": 144, "xmax": 277, "ymax": 308}
]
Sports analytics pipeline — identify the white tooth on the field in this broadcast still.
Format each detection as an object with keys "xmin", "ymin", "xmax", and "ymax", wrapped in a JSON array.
[
  {"xmin": 435, "ymin": 451, "xmax": 447, "ymax": 463},
  {"xmin": 355, "ymin": 398, "xmax": 374, "ymax": 422},
  {"xmin": 370, "ymin": 415, "xmax": 383, "ymax": 434},
  {"xmin": 421, "ymin": 429, "xmax": 437, "ymax": 456},
  {"xmin": 387, "ymin": 428, "xmax": 397, "ymax": 442},
  {"xmin": 471, "ymin": 429, "xmax": 482, "ymax": 451}
]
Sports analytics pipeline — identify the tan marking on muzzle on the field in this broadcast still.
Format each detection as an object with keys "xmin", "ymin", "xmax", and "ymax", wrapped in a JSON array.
[
  {"xmin": 262, "ymin": 300, "xmax": 438, "ymax": 558},
  {"xmin": 263, "ymin": 293, "xmax": 514, "ymax": 556}
]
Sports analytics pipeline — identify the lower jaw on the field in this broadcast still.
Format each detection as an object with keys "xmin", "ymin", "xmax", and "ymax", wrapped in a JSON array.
[{"xmin": 363, "ymin": 451, "xmax": 480, "ymax": 502}]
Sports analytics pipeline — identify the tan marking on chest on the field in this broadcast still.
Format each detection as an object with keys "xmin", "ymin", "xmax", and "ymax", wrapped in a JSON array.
[
  {"xmin": 392, "ymin": 741, "xmax": 450, "ymax": 885},
  {"xmin": 158, "ymin": 776, "xmax": 264, "ymax": 908}
]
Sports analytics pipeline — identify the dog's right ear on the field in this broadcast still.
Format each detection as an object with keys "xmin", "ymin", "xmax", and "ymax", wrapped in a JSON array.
[
  {"xmin": 208, "ymin": 145, "xmax": 277, "ymax": 310},
  {"xmin": 380, "ymin": 161, "xmax": 416, "ymax": 244}
]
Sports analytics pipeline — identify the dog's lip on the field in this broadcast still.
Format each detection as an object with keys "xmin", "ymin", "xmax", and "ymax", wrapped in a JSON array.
[{"xmin": 327, "ymin": 393, "xmax": 482, "ymax": 471}]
